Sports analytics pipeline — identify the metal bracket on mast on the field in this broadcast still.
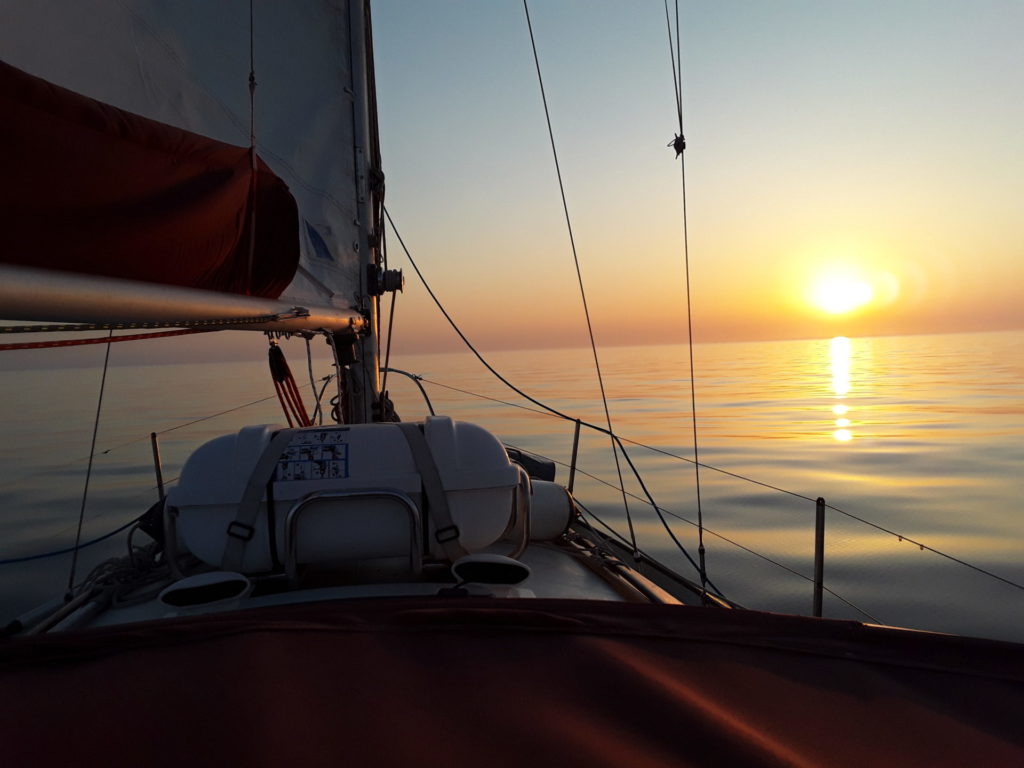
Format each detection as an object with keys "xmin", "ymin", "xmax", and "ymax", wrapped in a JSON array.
[{"xmin": 367, "ymin": 265, "xmax": 404, "ymax": 296}]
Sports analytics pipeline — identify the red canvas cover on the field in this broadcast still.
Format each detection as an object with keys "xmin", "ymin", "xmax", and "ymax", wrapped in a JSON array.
[
  {"xmin": 0, "ymin": 60, "xmax": 298, "ymax": 298},
  {"xmin": 2, "ymin": 598, "xmax": 1022, "ymax": 767}
]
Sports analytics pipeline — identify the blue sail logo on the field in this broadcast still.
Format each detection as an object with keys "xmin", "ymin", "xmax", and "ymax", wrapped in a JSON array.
[{"xmin": 304, "ymin": 220, "xmax": 334, "ymax": 262}]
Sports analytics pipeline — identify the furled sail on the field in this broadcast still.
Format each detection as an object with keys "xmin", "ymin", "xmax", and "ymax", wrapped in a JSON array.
[
  {"xmin": 1, "ymin": 60, "xmax": 298, "ymax": 299},
  {"xmin": 0, "ymin": 0, "xmax": 375, "ymax": 321}
]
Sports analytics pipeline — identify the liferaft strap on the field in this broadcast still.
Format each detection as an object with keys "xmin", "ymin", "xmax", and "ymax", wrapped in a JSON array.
[
  {"xmin": 221, "ymin": 429, "xmax": 296, "ymax": 572},
  {"xmin": 397, "ymin": 422, "xmax": 469, "ymax": 562}
]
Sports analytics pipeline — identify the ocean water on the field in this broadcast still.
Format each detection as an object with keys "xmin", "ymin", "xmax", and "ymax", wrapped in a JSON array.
[{"xmin": 1, "ymin": 330, "xmax": 1022, "ymax": 642}]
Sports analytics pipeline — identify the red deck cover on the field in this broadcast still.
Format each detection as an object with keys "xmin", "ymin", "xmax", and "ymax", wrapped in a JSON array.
[
  {"xmin": 2, "ymin": 598, "xmax": 1022, "ymax": 767},
  {"xmin": 0, "ymin": 60, "xmax": 298, "ymax": 298}
]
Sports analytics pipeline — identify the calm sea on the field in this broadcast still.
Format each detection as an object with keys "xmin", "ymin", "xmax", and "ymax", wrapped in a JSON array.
[{"xmin": 1, "ymin": 330, "xmax": 1022, "ymax": 642}]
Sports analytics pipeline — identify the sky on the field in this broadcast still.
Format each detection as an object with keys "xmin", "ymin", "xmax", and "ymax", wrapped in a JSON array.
[
  {"xmin": 370, "ymin": 0, "xmax": 1024, "ymax": 352},
  {"xmin": 2, "ymin": 0, "xmax": 1021, "ymax": 371}
]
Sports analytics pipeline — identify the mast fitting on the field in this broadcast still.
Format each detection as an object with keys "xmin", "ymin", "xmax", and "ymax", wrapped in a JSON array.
[{"xmin": 367, "ymin": 265, "xmax": 404, "ymax": 296}]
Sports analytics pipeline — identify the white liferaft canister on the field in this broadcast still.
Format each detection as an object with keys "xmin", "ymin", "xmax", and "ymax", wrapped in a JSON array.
[{"xmin": 169, "ymin": 417, "xmax": 520, "ymax": 572}]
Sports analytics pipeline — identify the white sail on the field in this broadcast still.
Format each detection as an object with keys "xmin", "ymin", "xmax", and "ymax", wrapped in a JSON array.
[{"xmin": 0, "ymin": 0, "xmax": 372, "ymax": 313}]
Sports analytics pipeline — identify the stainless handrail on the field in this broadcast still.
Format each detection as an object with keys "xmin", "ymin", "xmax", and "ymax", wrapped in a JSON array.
[{"xmin": 284, "ymin": 489, "xmax": 422, "ymax": 585}]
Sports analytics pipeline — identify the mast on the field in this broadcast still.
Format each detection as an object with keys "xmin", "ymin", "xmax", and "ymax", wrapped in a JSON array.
[
  {"xmin": 1, "ymin": 1, "xmax": 396, "ymax": 417},
  {"xmin": 341, "ymin": 0, "xmax": 399, "ymax": 423}
]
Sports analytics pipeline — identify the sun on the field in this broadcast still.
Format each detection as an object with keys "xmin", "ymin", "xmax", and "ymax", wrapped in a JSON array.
[{"xmin": 809, "ymin": 271, "xmax": 873, "ymax": 315}]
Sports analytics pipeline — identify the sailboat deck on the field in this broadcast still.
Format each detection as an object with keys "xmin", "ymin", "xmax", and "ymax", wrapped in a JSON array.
[{"xmin": 70, "ymin": 540, "xmax": 673, "ymax": 632}]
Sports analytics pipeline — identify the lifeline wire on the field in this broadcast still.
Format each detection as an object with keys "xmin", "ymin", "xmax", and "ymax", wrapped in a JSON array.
[
  {"xmin": 387, "ymin": 364, "xmax": 1024, "ymax": 597},
  {"xmin": 522, "ymin": 0, "xmax": 637, "ymax": 557},
  {"xmin": 66, "ymin": 330, "xmax": 114, "ymax": 598},
  {"xmin": 664, "ymin": 0, "xmax": 708, "ymax": 599},
  {"xmin": 417, "ymin": 371, "xmax": 1024, "ymax": 600},
  {"xmin": 7, "ymin": 354, "xmax": 1020, "ymax": 603}
]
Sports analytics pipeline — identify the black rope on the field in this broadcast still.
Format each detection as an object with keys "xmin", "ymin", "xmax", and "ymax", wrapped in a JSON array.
[
  {"xmin": 521, "ymin": 0, "xmax": 636, "ymax": 556},
  {"xmin": 65, "ymin": 331, "xmax": 114, "ymax": 598},
  {"xmin": 381, "ymin": 290, "xmax": 397, "ymax": 396},
  {"xmin": 412, "ymin": 372, "xmax": 700, "ymax": 581},
  {"xmin": 382, "ymin": 368, "xmax": 436, "ymax": 416},
  {"xmin": 358, "ymin": 334, "xmax": 371, "ymax": 423},
  {"xmin": 311, "ymin": 374, "xmax": 337, "ymax": 425},
  {"xmin": 305, "ymin": 337, "xmax": 321, "ymax": 425},
  {"xmin": 612, "ymin": 434, "xmax": 710, "ymax": 583},
  {"xmin": 383, "ymin": 206, "xmax": 572, "ymax": 422}
]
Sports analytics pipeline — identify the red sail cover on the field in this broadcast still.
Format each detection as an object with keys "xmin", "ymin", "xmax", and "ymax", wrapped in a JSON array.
[
  {"xmin": 1, "ymin": 598, "xmax": 1022, "ymax": 767},
  {"xmin": 0, "ymin": 60, "xmax": 298, "ymax": 298}
]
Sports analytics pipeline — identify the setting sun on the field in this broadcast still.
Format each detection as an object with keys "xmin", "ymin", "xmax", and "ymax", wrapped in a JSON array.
[{"xmin": 809, "ymin": 272, "xmax": 874, "ymax": 315}]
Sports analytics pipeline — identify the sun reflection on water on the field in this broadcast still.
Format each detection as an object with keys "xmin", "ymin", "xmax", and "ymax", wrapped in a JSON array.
[{"xmin": 830, "ymin": 336, "xmax": 853, "ymax": 442}]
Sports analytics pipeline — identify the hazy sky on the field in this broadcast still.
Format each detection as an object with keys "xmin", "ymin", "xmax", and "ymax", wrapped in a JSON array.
[
  {"xmin": 4, "ymin": 1, "xmax": 1021, "ymax": 371},
  {"xmin": 372, "ymin": 0, "xmax": 1023, "ymax": 351}
]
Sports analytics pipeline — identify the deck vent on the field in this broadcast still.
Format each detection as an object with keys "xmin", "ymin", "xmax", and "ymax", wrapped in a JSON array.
[
  {"xmin": 159, "ymin": 572, "xmax": 252, "ymax": 607},
  {"xmin": 451, "ymin": 554, "xmax": 531, "ymax": 585}
]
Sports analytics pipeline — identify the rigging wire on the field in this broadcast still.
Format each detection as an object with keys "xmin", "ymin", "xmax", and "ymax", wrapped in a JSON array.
[
  {"xmin": 418, "ymin": 375, "xmax": 1024, "ymax": 596},
  {"xmin": 385, "ymin": 206, "xmax": 699, "ymax": 574},
  {"xmin": 65, "ymin": 331, "xmax": 114, "ymax": 598},
  {"xmin": 549, "ymin": 455, "xmax": 879, "ymax": 620},
  {"xmin": 5, "ymin": 356, "xmax": 1020, "ymax": 606},
  {"xmin": 663, "ymin": 0, "xmax": 683, "ymax": 129},
  {"xmin": 577, "ymin": 498, "xmax": 879, "ymax": 623},
  {"xmin": 380, "ymin": 203, "xmax": 1024, "ymax": 596},
  {"xmin": 663, "ymin": 0, "xmax": 708, "ymax": 599},
  {"xmin": 521, "ymin": 0, "xmax": 636, "ymax": 556},
  {"xmin": 245, "ymin": 0, "xmax": 259, "ymax": 293}
]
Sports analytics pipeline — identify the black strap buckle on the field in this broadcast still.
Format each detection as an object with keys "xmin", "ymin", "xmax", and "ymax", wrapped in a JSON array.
[
  {"xmin": 227, "ymin": 521, "xmax": 255, "ymax": 541},
  {"xmin": 435, "ymin": 525, "xmax": 460, "ymax": 544}
]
